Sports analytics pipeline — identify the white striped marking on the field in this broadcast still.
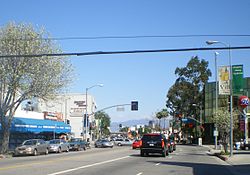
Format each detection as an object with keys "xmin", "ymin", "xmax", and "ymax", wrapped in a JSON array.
[
  {"xmin": 47, "ymin": 156, "xmax": 130, "ymax": 175},
  {"xmin": 136, "ymin": 172, "xmax": 143, "ymax": 175},
  {"xmin": 155, "ymin": 163, "xmax": 161, "ymax": 166}
]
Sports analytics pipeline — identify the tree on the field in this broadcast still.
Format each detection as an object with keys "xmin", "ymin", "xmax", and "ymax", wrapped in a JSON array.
[
  {"xmin": 166, "ymin": 56, "xmax": 211, "ymax": 123},
  {"xmin": 95, "ymin": 111, "xmax": 111, "ymax": 137},
  {"xmin": 0, "ymin": 22, "xmax": 73, "ymax": 154},
  {"xmin": 212, "ymin": 109, "xmax": 238, "ymax": 153},
  {"xmin": 155, "ymin": 109, "xmax": 169, "ymax": 131}
]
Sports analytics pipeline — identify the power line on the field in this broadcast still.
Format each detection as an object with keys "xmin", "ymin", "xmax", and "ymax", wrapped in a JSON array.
[
  {"xmin": 2, "ymin": 34, "xmax": 250, "ymax": 41},
  {"xmin": 0, "ymin": 46, "xmax": 250, "ymax": 58}
]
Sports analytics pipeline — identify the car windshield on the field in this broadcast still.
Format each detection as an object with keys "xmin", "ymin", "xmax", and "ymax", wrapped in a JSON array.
[
  {"xmin": 23, "ymin": 140, "xmax": 36, "ymax": 145},
  {"xmin": 142, "ymin": 135, "xmax": 162, "ymax": 142},
  {"xmin": 49, "ymin": 140, "xmax": 60, "ymax": 144},
  {"xmin": 70, "ymin": 139, "xmax": 80, "ymax": 142}
]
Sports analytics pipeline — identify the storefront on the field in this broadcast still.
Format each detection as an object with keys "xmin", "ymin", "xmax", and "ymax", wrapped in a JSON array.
[{"xmin": 0, "ymin": 117, "xmax": 71, "ymax": 150}]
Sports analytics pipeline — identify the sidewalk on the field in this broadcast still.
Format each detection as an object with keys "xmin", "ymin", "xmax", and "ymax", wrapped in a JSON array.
[{"xmin": 203, "ymin": 144, "xmax": 250, "ymax": 175}]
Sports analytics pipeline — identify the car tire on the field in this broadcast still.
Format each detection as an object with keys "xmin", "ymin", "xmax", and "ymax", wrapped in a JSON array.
[
  {"xmin": 33, "ymin": 149, "xmax": 37, "ymax": 156},
  {"xmin": 117, "ymin": 143, "xmax": 121, "ymax": 146},
  {"xmin": 77, "ymin": 146, "xmax": 81, "ymax": 151},
  {"xmin": 66, "ymin": 147, "xmax": 69, "ymax": 152},
  {"xmin": 58, "ymin": 147, "xmax": 62, "ymax": 153},
  {"xmin": 140, "ymin": 150, "xmax": 144, "ymax": 157}
]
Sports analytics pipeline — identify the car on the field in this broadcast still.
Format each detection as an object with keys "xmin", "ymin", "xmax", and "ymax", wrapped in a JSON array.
[
  {"xmin": 114, "ymin": 138, "xmax": 133, "ymax": 146},
  {"xmin": 68, "ymin": 138, "xmax": 87, "ymax": 151},
  {"xmin": 14, "ymin": 139, "xmax": 49, "ymax": 156},
  {"xmin": 140, "ymin": 133, "xmax": 169, "ymax": 157},
  {"xmin": 95, "ymin": 139, "xmax": 113, "ymax": 148},
  {"xmin": 132, "ymin": 139, "xmax": 142, "ymax": 149},
  {"xmin": 48, "ymin": 139, "xmax": 70, "ymax": 153}
]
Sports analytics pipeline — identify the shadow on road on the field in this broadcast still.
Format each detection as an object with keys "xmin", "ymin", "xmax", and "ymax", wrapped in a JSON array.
[{"xmin": 147, "ymin": 160, "xmax": 250, "ymax": 175}]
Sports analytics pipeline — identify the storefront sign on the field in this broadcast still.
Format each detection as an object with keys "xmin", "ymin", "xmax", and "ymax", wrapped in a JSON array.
[{"xmin": 239, "ymin": 96, "xmax": 249, "ymax": 108}]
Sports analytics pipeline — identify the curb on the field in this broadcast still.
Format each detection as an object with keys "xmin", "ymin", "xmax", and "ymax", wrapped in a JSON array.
[{"xmin": 215, "ymin": 153, "xmax": 228, "ymax": 161}]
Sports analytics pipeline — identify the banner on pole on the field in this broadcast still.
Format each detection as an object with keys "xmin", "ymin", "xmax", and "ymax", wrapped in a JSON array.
[
  {"xmin": 232, "ymin": 65, "xmax": 244, "ymax": 94},
  {"xmin": 218, "ymin": 66, "xmax": 230, "ymax": 95}
]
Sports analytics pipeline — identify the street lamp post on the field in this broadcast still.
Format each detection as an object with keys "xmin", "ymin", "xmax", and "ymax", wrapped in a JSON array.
[
  {"xmin": 84, "ymin": 84, "xmax": 103, "ymax": 142},
  {"xmin": 206, "ymin": 40, "xmax": 233, "ymax": 157}
]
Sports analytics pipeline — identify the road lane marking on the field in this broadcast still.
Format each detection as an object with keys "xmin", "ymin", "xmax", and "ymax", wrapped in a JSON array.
[
  {"xmin": 136, "ymin": 172, "xmax": 143, "ymax": 175},
  {"xmin": 47, "ymin": 156, "xmax": 130, "ymax": 175},
  {"xmin": 155, "ymin": 163, "xmax": 160, "ymax": 166}
]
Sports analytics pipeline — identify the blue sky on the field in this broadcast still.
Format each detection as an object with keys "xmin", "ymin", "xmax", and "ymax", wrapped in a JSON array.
[{"xmin": 1, "ymin": 0, "xmax": 250, "ymax": 122}]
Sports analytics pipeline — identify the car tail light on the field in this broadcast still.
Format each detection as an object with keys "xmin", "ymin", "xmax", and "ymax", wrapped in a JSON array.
[
  {"xmin": 139, "ymin": 140, "xmax": 142, "ymax": 146},
  {"xmin": 161, "ymin": 139, "xmax": 165, "ymax": 148}
]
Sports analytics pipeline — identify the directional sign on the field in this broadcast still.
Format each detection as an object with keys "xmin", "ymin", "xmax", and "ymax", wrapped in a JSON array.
[{"xmin": 181, "ymin": 118, "xmax": 188, "ymax": 122}]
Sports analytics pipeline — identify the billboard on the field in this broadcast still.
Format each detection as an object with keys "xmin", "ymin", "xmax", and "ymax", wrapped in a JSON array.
[{"xmin": 218, "ymin": 66, "xmax": 230, "ymax": 95}]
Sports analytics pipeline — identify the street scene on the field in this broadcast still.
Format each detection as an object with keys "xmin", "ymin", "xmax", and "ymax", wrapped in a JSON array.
[
  {"xmin": 1, "ymin": 0, "xmax": 250, "ymax": 175},
  {"xmin": 0, "ymin": 145, "xmax": 246, "ymax": 175}
]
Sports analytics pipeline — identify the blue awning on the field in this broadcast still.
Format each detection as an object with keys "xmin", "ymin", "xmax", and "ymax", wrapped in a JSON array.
[{"xmin": 9, "ymin": 117, "xmax": 71, "ymax": 133}]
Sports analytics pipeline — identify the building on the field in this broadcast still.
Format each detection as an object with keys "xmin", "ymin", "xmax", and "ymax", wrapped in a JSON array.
[
  {"xmin": 204, "ymin": 77, "xmax": 250, "ymax": 144},
  {"xmin": 38, "ymin": 93, "xmax": 97, "ymax": 140},
  {"xmin": 0, "ymin": 104, "xmax": 71, "ymax": 150}
]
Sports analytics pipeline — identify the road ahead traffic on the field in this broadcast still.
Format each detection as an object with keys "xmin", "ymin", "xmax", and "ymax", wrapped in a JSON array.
[{"xmin": 0, "ymin": 145, "xmax": 235, "ymax": 175}]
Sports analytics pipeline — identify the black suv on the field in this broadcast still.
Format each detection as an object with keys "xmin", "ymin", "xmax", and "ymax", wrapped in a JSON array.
[{"xmin": 140, "ymin": 133, "xmax": 169, "ymax": 157}]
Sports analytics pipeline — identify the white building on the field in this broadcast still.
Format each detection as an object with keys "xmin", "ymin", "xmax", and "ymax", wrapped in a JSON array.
[{"xmin": 38, "ymin": 93, "xmax": 97, "ymax": 139}]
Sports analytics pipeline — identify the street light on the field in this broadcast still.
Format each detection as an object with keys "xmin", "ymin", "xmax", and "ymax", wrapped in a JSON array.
[
  {"xmin": 206, "ymin": 40, "xmax": 233, "ymax": 157},
  {"xmin": 84, "ymin": 84, "xmax": 103, "ymax": 142}
]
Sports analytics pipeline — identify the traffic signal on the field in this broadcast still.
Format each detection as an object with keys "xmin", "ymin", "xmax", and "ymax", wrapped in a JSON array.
[{"xmin": 131, "ymin": 101, "xmax": 138, "ymax": 111}]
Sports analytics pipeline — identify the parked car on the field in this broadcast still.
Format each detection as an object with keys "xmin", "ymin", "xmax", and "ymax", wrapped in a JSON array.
[
  {"xmin": 114, "ymin": 138, "xmax": 133, "ymax": 146},
  {"xmin": 132, "ymin": 139, "xmax": 142, "ymax": 149},
  {"xmin": 68, "ymin": 138, "xmax": 87, "ymax": 151},
  {"xmin": 48, "ymin": 139, "xmax": 70, "ymax": 153},
  {"xmin": 14, "ymin": 139, "xmax": 49, "ymax": 156},
  {"xmin": 140, "ymin": 133, "xmax": 169, "ymax": 157},
  {"xmin": 95, "ymin": 139, "xmax": 113, "ymax": 148}
]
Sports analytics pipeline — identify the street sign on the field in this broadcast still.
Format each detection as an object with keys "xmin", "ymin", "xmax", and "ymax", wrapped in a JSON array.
[
  {"xmin": 213, "ymin": 130, "xmax": 218, "ymax": 137},
  {"xmin": 181, "ymin": 118, "xmax": 188, "ymax": 122}
]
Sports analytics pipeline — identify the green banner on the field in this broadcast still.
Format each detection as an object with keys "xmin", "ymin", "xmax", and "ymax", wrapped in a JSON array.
[{"xmin": 233, "ymin": 65, "xmax": 244, "ymax": 94}]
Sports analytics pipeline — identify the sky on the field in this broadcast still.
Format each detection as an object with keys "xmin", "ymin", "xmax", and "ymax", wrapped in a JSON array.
[{"xmin": 1, "ymin": 0, "xmax": 250, "ymax": 122}]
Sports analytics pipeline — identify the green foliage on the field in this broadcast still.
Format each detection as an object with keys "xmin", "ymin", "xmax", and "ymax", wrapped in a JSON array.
[
  {"xmin": 212, "ymin": 108, "xmax": 239, "ymax": 153},
  {"xmin": 166, "ymin": 56, "xmax": 211, "ymax": 118},
  {"xmin": 156, "ymin": 108, "xmax": 168, "ymax": 120},
  {"xmin": 0, "ymin": 22, "xmax": 73, "ymax": 153},
  {"xmin": 95, "ymin": 111, "xmax": 111, "ymax": 136}
]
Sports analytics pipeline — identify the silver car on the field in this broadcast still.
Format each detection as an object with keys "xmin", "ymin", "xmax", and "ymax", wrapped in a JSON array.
[
  {"xmin": 14, "ymin": 139, "xmax": 49, "ymax": 156},
  {"xmin": 95, "ymin": 139, "xmax": 113, "ymax": 148},
  {"xmin": 48, "ymin": 139, "xmax": 70, "ymax": 153}
]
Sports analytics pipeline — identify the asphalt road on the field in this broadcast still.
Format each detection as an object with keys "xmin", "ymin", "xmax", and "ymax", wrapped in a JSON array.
[{"xmin": 0, "ymin": 145, "xmax": 236, "ymax": 175}]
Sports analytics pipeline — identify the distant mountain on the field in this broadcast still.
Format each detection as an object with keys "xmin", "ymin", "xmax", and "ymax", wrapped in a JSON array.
[
  {"xmin": 110, "ymin": 118, "xmax": 151, "ymax": 132},
  {"xmin": 110, "ymin": 117, "xmax": 172, "ymax": 132}
]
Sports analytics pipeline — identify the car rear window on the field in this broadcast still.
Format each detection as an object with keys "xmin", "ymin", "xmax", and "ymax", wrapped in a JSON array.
[{"xmin": 142, "ymin": 135, "xmax": 162, "ymax": 142}]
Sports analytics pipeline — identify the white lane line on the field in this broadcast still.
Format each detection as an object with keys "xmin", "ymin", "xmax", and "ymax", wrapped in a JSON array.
[
  {"xmin": 155, "ymin": 163, "xmax": 161, "ymax": 166},
  {"xmin": 136, "ymin": 172, "xmax": 143, "ymax": 175},
  {"xmin": 47, "ymin": 156, "xmax": 130, "ymax": 175}
]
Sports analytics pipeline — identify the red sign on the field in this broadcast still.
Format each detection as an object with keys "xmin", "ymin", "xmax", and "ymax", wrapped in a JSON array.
[{"xmin": 239, "ymin": 96, "xmax": 249, "ymax": 108}]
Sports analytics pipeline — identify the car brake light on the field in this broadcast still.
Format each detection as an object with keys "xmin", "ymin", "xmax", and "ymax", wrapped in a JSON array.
[
  {"xmin": 161, "ymin": 139, "xmax": 165, "ymax": 148},
  {"xmin": 139, "ymin": 140, "xmax": 142, "ymax": 146}
]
